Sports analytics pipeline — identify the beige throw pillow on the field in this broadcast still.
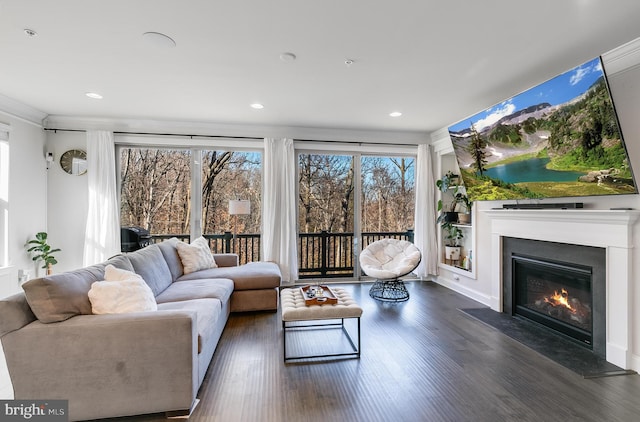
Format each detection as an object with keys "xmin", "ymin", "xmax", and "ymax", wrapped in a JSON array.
[
  {"xmin": 176, "ymin": 236, "xmax": 217, "ymax": 274},
  {"xmin": 88, "ymin": 265, "xmax": 157, "ymax": 314}
]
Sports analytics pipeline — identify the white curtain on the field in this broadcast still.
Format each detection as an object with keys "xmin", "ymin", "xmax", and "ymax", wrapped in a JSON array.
[
  {"xmin": 414, "ymin": 143, "xmax": 438, "ymax": 278},
  {"xmin": 262, "ymin": 138, "xmax": 298, "ymax": 284},
  {"xmin": 83, "ymin": 130, "xmax": 120, "ymax": 266}
]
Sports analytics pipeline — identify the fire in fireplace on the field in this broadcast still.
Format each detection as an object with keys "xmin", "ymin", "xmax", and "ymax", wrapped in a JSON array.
[{"xmin": 513, "ymin": 255, "xmax": 593, "ymax": 347}]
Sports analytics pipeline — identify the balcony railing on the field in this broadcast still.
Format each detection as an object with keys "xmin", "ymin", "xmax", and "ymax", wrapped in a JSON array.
[
  {"xmin": 149, "ymin": 229, "xmax": 413, "ymax": 279},
  {"xmin": 150, "ymin": 232, "xmax": 260, "ymax": 266},
  {"xmin": 298, "ymin": 230, "xmax": 414, "ymax": 279}
]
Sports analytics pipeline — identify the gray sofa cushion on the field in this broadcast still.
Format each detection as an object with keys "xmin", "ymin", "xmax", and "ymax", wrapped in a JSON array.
[
  {"xmin": 212, "ymin": 254, "xmax": 238, "ymax": 268},
  {"xmin": 157, "ymin": 237, "xmax": 185, "ymax": 281},
  {"xmin": 104, "ymin": 254, "xmax": 135, "ymax": 272},
  {"xmin": 177, "ymin": 262, "xmax": 281, "ymax": 290},
  {"xmin": 155, "ymin": 278, "xmax": 234, "ymax": 305},
  {"xmin": 21, "ymin": 255, "xmax": 135, "ymax": 323},
  {"xmin": 22, "ymin": 268, "xmax": 103, "ymax": 323},
  {"xmin": 126, "ymin": 244, "xmax": 173, "ymax": 296},
  {"xmin": 158, "ymin": 298, "xmax": 222, "ymax": 354}
]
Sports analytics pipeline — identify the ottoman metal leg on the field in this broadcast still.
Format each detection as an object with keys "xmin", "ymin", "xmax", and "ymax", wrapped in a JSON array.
[{"xmin": 283, "ymin": 318, "xmax": 361, "ymax": 362}]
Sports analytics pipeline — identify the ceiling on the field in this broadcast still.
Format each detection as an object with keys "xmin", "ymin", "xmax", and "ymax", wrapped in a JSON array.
[{"xmin": 2, "ymin": 0, "xmax": 640, "ymax": 138}]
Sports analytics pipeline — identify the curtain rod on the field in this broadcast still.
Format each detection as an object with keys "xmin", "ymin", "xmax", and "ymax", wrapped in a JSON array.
[
  {"xmin": 44, "ymin": 128, "xmax": 262, "ymax": 141},
  {"xmin": 44, "ymin": 128, "xmax": 421, "ymax": 148}
]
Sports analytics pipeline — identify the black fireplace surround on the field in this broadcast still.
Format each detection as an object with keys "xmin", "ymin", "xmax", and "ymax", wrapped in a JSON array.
[{"xmin": 502, "ymin": 237, "xmax": 606, "ymax": 358}]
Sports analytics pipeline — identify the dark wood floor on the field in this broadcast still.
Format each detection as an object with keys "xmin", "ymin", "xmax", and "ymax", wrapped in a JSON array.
[{"xmin": 99, "ymin": 281, "xmax": 640, "ymax": 422}]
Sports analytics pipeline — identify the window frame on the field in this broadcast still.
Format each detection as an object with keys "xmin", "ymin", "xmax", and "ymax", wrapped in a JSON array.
[
  {"xmin": 0, "ymin": 123, "xmax": 10, "ymax": 268},
  {"xmin": 115, "ymin": 135, "xmax": 263, "ymax": 241}
]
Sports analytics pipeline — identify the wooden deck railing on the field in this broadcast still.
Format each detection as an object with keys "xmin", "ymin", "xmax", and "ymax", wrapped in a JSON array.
[{"xmin": 149, "ymin": 229, "xmax": 413, "ymax": 279}]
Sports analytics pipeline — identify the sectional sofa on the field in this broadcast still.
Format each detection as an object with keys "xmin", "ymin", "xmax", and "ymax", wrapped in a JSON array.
[{"xmin": 0, "ymin": 237, "xmax": 281, "ymax": 421}]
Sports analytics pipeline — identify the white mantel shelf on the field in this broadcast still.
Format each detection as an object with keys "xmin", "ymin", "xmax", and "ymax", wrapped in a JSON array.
[
  {"xmin": 484, "ymin": 208, "xmax": 640, "ymax": 224},
  {"xmin": 484, "ymin": 209, "xmax": 640, "ymax": 249},
  {"xmin": 484, "ymin": 208, "xmax": 640, "ymax": 370}
]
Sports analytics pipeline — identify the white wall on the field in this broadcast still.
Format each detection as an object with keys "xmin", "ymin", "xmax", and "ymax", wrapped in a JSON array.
[
  {"xmin": 46, "ymin": 131, "xmax": 87, "ymax": 272},
  {"xmin": 0, "ymin": 109, "xmax": 47, "ymax": 400},
  {"xmin": 0, "ymin": 114, "xmax": 47, "ymax": 299},
  {"xmin": 432, "ymin": 39, "xmax": 640, "ymax": 370}
]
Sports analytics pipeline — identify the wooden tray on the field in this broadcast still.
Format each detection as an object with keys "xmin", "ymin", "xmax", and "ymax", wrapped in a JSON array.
[{"xmin": 300, "ymin": 285, "xmax": 338, "ymax": 306}]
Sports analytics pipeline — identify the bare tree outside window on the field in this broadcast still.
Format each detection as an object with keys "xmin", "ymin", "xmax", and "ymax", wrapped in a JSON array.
[
  {"xmin": 120, "ymin": 147, "xmax": 262, "ymax": 262},
  {"xmin": 298, "ymin": 154, "xmax": 355, "ymax": 233},
  {"xmin": 297, "ymin": 153, "xmax": 415, "ymax": 278},
  {"xmin": 120, "ymin": 148, "xmax": 192, "ymax": 235},
  {"xmin": 200, "ymin": 150, "xmax": 262, "ymax": 235},
  {"xmin": 361, "ymin": 156, "xmax": 415, "ymax": 235}
]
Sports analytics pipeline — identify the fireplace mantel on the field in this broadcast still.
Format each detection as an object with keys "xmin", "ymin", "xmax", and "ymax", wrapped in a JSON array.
[
  {"xmin": 484, "ymin": 209, "xmax": 640, "ymax": 248},
  {"xmin": 484, "ymin": 208, "xmax": 640, "ymax": 369}
]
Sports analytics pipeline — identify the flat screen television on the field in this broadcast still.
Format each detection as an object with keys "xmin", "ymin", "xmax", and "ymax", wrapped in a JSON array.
[{"xmin": 448, "ymin": 56, "xmax": 636, "ymax": 202}]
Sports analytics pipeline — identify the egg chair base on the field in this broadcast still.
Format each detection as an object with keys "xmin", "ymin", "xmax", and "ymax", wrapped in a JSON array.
[{"xmin": 369, "ymin": 279, "xmax": 409, "ymax": 302}]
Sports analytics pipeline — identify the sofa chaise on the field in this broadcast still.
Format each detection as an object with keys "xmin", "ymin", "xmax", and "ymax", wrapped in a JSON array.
[{"xmin": 0, "ymin": 237, "xmax": 281, "ymax": 421}]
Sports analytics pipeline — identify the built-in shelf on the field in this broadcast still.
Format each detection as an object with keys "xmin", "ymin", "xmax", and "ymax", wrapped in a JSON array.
[
  {"xmin": 436, "ymin": 150, "xmax": 477, "ymax": 280},
  {"xmin": 438, "ymin": 261, "xmax": 476, "ymax": 278},
  {"xmin": 438, "ymin": 208, "xmax": 477, "ymax": 279}
]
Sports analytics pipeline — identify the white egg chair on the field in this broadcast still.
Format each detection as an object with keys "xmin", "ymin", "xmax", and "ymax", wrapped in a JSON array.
[{"xmin": 359, "ymin": 238, "xmax": 422, "ymax": 302}]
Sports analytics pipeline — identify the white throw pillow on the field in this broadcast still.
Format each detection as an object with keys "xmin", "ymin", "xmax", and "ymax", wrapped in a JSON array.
[
  {"xmin": 88, "ymin": 265, "xmax": 157, "ymax": 314},
  {"xmin": 176, "ymin": 236, "xmax": 217, "ymax": 274}
]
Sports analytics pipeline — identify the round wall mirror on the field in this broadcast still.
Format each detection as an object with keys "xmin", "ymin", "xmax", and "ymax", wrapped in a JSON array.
[{"xmin": 59, "ymin": 149, "xmax": 87, "ymax": 175}]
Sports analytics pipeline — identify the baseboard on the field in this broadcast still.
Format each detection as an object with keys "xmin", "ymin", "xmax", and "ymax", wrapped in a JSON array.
[
  {"xmin": 630, "ymin": 352, "xmax": 640, "ymax": 373},
  {"xmin": 434, "ymin": 275, "xmax": 492, "ymax": 307},
  {"xmin": 166, "ymin": 398, "xmax": 200, "ymax": 419}
]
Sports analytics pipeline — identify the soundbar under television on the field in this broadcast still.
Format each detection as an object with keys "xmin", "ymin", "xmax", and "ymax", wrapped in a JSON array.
[{"xmin": 448, "ymin": 56, "xmax": 637, "ymax": 202}]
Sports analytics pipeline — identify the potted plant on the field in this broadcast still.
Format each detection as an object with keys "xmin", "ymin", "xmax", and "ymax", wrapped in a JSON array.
[
  {"xmin": 436, "ymin": 171, "xmax": 466, "ymax": 261},
  {"xmin": 441, "ymin": 221, "xmax": 464, "ymax": 260},
  {"xmin": 454, "ymin": 186, "xmax": 473, "ymax": 224},
  {"xmin": 27, "ymin": 232, "xmax": 61, "ymax": 275},
  {"xmin": 436, "ymin": 171, "xmax": 461, "ymax": 223},
  {"xmin": 436, "ymin": 171, "xmax": 473, "ymax": 224}
]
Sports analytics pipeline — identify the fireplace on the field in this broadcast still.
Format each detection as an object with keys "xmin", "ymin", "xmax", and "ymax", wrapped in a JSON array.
[
  {"xmin": 502, "ymin": 237, "xmax": 606, "ymax": 358},
  {"xmin": 485, "ymin": 209, "xmax": 640, "ymax": 370},
  {"xmin": 512, "ymin": 254, "xmax": 592, "ymax": 347}
]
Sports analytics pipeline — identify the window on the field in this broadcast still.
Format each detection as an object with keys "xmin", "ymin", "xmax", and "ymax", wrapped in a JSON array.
[
  {"xmin": 298, "ymin": 153, "xmax": 355, "ymax": 278},
  {"xmin": 120, "ymin": 147, "xmax": 192, "ymax": 236},
  {"xmin": 297, "ymin": 148, "xmax": 415, "ymax": 280},
  {"xmin": 361, "ymin": 155, "xmax": 415, "ymax": 244},
  {"xmin": 200, "ymin": 149, "xmax": 261, "ymax": 263},
  {"xmin": 0, "ymin": 124, "xmax": 9, "ymax": 267},
  {"xmin": 119, "ymin": 144, "xmax": 262, "ymax": 264}
]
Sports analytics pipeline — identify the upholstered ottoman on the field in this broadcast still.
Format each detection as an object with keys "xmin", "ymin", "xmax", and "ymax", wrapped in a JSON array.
[{"xmin": 280, "ymin": 287, "xmax": 362, "ymax": 362}]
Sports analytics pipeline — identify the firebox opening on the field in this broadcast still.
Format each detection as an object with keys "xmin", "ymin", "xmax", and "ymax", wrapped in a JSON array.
[{"xmin": 512, "ymin": 254, "xmax": 593, "ymax": 348}]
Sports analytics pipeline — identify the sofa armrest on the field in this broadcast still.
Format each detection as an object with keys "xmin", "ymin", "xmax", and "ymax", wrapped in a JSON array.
[
  {"xmin": 2, "ymin": 311, "xmax": 198, "ymax": 421},
  {"xmin": 213, "ymin": 253, "xmax": 239, "ymax": 267}
]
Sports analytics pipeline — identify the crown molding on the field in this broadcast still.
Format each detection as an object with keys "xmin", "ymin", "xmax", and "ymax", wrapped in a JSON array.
[
  {"xmin": 430, "ymin": 127, "xmax": 453, "ymax": 154},
  {"xmin": 0, "ymin": 94, "xmax": 47, "ymax": 127},
  {"xmin": 43, "ymin": 115, "xmax": 429, "ymax": 145},
  {"xmin": 602, "ymin": 36, "xmax": 640, "ymax": 76}
]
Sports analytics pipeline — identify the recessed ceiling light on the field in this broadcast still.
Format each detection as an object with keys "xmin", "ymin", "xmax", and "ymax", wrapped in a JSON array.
[
  {"xmin": 24, "ymin": 28, "xmax": 37, "ymax": 37},
  {"xmin": 250, "ymin": 103, "xmax": 264, "ymax": 109},
  {"xmin": 280, "ymin": 52, "xmax": 296, "ymax": 62},
  {"xmin": 85, "ymin": 92, "xmax": 103, "ymax": 100},
  {"xmin": 389, "ymin": 111, "xmax": 402, "ymax": 117},
  {"xmin": 142, "ymin": 31, "xmax": 176, "ymax": 49}
]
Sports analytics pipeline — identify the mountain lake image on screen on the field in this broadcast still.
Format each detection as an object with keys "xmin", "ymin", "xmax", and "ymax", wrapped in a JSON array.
[{"xmin": 448, "ymin": 56, "xmax": 637, "ymax": 202}]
